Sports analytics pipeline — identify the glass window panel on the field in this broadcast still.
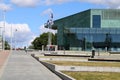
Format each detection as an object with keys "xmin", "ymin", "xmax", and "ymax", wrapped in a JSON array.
[{"xmin": 93, "ymin": 15, "xmax": 101, "ymax": 28}]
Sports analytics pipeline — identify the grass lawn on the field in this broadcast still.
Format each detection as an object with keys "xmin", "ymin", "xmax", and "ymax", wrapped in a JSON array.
[
  {"xmin": 62, "ymin": 71, "xmax": 120, "ymax": 80},
  {"xmin": 45, "ymin": 61, "xmax": 120, "ymax": 67}
]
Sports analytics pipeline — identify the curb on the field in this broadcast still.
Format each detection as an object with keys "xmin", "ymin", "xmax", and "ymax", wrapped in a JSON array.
[
  {"xmin": 31, "ymin": 54, "xmax": 75, "ymax": 80},
  {"xmin": 44, "ymin": 54, "xmax": 91, "ymax": 57},
  {"xmin": 88, "ymin": 58, "xmax": 120, "ymax": 62}
]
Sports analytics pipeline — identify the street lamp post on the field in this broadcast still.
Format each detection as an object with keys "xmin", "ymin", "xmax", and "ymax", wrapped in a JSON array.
[
  {"xmin": 14, "ymin": 29, "xmax": 17, "ymax": 50},
  {"xmin": 2, "ymin": 10, "xmax": 6, "ymax": 51},
  {"xmin": 47, "ymin": 20, "xmax": 52, "ymax": 46},
  {"xmin": 45, "ymin": 13, "xmax": 54, "ymax": 51},
  {"xmin": 10, "ymin": 24, "xmax": 13, "ymax": 52}
]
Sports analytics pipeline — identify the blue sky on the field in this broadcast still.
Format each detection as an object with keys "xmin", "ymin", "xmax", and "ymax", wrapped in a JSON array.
[{"xmin": 0, "ymin": 0, "xmax": 119, "ymax": 48}]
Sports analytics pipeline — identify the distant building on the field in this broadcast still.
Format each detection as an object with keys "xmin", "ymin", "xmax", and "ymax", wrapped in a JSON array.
[
  {"xmin": 52, "ymin": 9, "xmax": 120, "ymax": 51},
  {"xmin": 0, "ymin": 27, "xmax": 2, "ymax": 50}
]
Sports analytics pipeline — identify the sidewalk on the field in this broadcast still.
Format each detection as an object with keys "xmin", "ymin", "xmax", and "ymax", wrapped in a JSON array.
[
  {"xmin": 0, "ymin": 51, "xmax": 61, "ymax": 80},
  {"xmin": 0, "ymin": 51, "xmax": 10, "ymax": 69},
  {"xmin": 0, "ymin": 51, "xmax": 10, "ymax": 77}
]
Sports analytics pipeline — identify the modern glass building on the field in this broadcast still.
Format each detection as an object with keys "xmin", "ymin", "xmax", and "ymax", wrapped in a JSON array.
[{"xmin": 53, "ymin": 9, "xmax": 120, "ymax": 51}]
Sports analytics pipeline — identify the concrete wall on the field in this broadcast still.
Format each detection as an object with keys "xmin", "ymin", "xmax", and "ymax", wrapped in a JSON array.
[
  {"xmin": 56, "ymin": 66, "xmax": 120, "ymax": 72},
  {"xmin": 40, "ymin": 61, "xmax": 76, "ymax": 80}
]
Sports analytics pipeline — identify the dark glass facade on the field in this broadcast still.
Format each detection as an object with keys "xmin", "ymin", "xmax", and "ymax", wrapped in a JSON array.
[
  {"xmin": 65, "ymin": 28, "xmax": 120, "ymax": 51},
  {"xmin": 54, "ymin": 9, "xmax": 120, "ymax": 51}
]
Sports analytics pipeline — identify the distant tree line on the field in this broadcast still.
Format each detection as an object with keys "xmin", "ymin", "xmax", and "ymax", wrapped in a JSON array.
[{"xmin": 2, "ymin": 41, "xmax": 10, "ymax": 50}]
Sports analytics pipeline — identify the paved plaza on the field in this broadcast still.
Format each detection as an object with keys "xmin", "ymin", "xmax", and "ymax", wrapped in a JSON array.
[
  {"xmin": 0, "ymin": 51, "xmax": 61, "ymax": 80},
  {"xmin": 0, "ymin": 50, "xmax": 120, "ymax": 80}
]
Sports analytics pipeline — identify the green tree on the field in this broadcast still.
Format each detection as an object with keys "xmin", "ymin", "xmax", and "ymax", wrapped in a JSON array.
[
  {"xmin": 5, "ymin": 41, "xmax": 10, "ymax": 50},
  {"xmin": 28, "ymin": 45, "xmax": 34, "ymax": 49},
  {"xmin": 32, "ymin": 37, "xmax": 42, "ymax": 50},
  {"xmin": 53, "ymin": 33, "xmax": 57, "ymax": 45},
  {"xmin": 39, "ymin": 33, "xmax": 49, "ymax": 46},
  {"xmin": 32, "ymin": 32, "xmax": 57, "ymax": 50}
]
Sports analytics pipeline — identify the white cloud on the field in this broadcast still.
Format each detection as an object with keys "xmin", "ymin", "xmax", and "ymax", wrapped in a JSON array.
[
  {"xmin": 41, "ymin": 8, "xmax": 54, "ymax": 19},
  {"xmin": 41, "ymin": 8, "xmax": 53, "ymax": 16},
  {"xmin": 80, "ymin": 0, "xmax": 105, "ymax": 5},
  {"xmin": 10, "ymin": 0, "xmax": 73, "ymax": 7},
  {"xmin": 11, "ymin": 0, "xmax": 40, "ymax": 7},
  {"xmin": 0, "ymin": 3, "xmax": 12, "ymax": 11},
  {"xmin": 9, "ymin": 0, "xmax": 120, "ymax": 9},
  {"xmin": 80, "ymin": 0, "xmax": 120, "ymax": 8},
  {"xmin": 42, "ymin": 0, "xmax": 73, "ymax": 5},
  {"xmin": 107, "ymin": 0, "xmax": 120, "ymax": 8},
  {"xmin": 0, "ymin": 22, "xmax": 36, "ymax": 47},
  {"xmin": 40, "ymin": 0, "xmax": 120, "ymax": 9},
  {"xmin": 41, "ymin": 0, "xmax": 120, "ymax": 9},
  {"xmin": 39, "ymin": 24, "xmax": 57, "ymax": 35}
]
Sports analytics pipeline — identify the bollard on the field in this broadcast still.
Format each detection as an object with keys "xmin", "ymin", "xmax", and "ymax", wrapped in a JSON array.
[{"xmin": 91, "ymin": 50, "xmax": 95, "ymax": 58}]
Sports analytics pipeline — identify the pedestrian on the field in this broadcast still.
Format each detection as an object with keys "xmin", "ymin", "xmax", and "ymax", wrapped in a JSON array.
[{"xmin": 24, "ymin": 46, "xmax": 27, "ymax": 53}]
